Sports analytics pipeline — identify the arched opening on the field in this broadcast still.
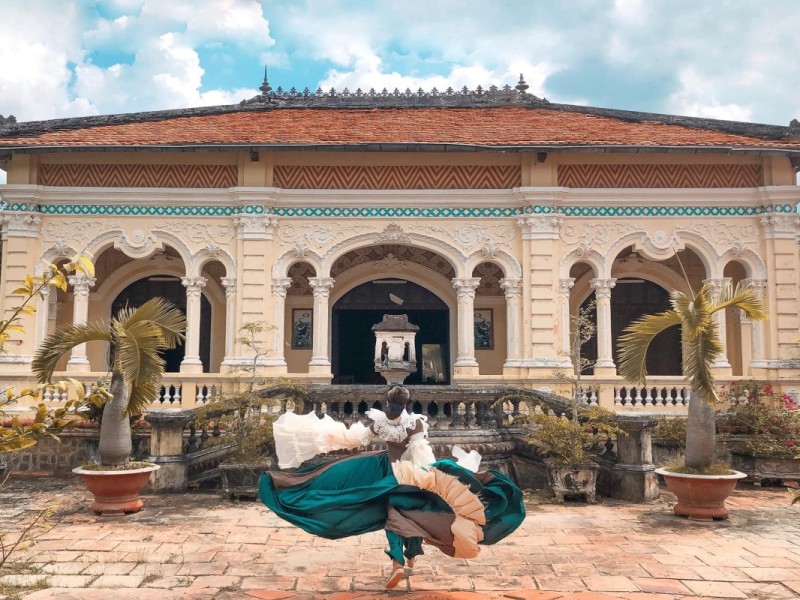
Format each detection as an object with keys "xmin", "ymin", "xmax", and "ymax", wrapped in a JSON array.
[
  {"xmin": 610, "ymin": 278, "xmax": 681, "ymax": 375},
  {"xmin": 111, "ymin": 276, "xmax": 211, "ymax": 373},
  {"xmin": 331, "ymin": 280, "xmax": 450, "ymax": 385},
  {"xmin": 284, "ymin": 261, "xmax": 317, "ymax": 374},
  {"xmin": 723, "ymin": 261, "xmax": 748, "ymax": 376},
  {"xmin": 472, "ymin": 261, "xmax": 507, "ymax": 375}
]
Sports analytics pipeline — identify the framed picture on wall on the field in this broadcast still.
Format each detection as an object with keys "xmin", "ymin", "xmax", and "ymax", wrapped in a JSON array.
[
  {"xmin": 291, "ymin": 309, "xmax": 313, "ymax": 349},
  {"xmin": 474, "ymin": 309, "xmax": 493, "ymax": 349}
]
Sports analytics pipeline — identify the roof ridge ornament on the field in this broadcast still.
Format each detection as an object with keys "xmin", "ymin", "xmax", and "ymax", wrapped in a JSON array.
[{"xmin": 240, "ymin": 71, "xmax": 549, "ymax": 108}]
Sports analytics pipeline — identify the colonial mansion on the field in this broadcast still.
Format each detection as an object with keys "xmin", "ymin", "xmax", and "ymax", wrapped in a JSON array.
[{"xmin": 1, "ymin": 77, "xmax": 799, "ymax": 412}]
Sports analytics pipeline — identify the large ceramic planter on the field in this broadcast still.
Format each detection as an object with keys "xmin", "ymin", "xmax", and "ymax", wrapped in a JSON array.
[
  {"xmin": 73, "ymin": 464, "xmax": 160, "ymax": 516},
  {"xmin": 546, "ymin": 462, "xmax": 599, "ymax": 503},
  {"xmin": 655, "ymin": 467, "xmax": 746, "ymax": 520}
]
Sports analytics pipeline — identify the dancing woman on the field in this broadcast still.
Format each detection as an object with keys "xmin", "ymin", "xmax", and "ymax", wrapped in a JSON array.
[{"xmin": 259, "ymin": 386, "xmax": 525, "ymax": 589}]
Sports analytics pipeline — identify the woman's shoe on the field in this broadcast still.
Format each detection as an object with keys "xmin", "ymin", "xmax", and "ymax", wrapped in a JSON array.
[{"xmin": 385, "ymin": 565, "xmax": 405, "ymax": 589}]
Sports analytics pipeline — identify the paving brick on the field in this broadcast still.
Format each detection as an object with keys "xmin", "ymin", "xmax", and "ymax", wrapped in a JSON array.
[
  {"xmin": 46, "ymin": 575, "xmax": 95, "ymax": 587},
  {"xmin": 739, "ymin": 566, "xmax": 799, "ymax": 581},
  {"xmin": 581, "ymin": 575, "xmax": 638, "ymax": 592},
  {"xmin": 630, "ymin": 577, "xmax": 692, "ymax": 595},
  {"xmin": 189, "ymin": 575, "xmax": 242, "ymax": 588},
  {"xmin": 681, "ymin": 579, "xmax": 748, "ymax": 598},
  {"xmin": 88, "ymin": 574, "xmax": 145, "ymax": 588}
]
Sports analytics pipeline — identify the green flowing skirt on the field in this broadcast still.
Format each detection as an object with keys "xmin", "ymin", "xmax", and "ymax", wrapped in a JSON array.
[{"xmin": 258, "ymin": 451, "xmax": 524, "ymax": 555}]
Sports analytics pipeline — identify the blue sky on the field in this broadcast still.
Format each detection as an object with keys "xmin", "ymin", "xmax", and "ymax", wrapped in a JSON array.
[{"xmin": 1, "ymin": 0, "xmax": 799, "ymax": 184}]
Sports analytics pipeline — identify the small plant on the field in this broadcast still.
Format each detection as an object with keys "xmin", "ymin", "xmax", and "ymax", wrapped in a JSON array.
[
  {"xmin": 529, "ymin": 406, "xmax": 623, "ymax": 466},
  {"xmin": 652, "ymin": 416, "xmax": 687, "ymax": 444},
  {"xmin": 194, "ymin": 322, "xmax": 306, "ymax": 464},
  {"xmin": 0, "ymin": 256, "xmax": 99, "ymax": 458}
]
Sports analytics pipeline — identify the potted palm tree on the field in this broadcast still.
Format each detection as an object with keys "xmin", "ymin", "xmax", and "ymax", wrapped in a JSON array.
[
  {"xmin": 617, "ymin": 280, "xmax": 766, "ymax": 519},
  {"xmin": 32, "ymin": 298, "xmax": 186, "ymax": 515}
]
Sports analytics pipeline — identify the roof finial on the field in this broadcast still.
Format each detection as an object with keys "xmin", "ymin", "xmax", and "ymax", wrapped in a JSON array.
[
  {"xmin": 259, "ymin": 67, "xmax": 272, "ymax": 95},
  {"xmin": 515, "ymin": 74, "xmax": 529, "ymax": 94}
]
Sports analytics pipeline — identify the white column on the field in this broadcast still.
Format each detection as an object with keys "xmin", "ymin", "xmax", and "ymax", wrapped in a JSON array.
[
  {"xmin": 220, "ymin": 277, "xmax": 237, "ymax": 364},
  {"xmin": 705, "ymin": 277, "xmax": 731, "ymax": 368},
  {"xmin": 559, "ymin": 277, "xmax": 575, "ymax": 367},
  {"xmin": 180, "ymin": 276, "xmax": 207, "ymax": 373},
  {"xmin": 271, "ymin": 277, "xmax": 292, "ymax": 367},
  {"xmin": 308, "ymin": 277, "xmax": 334, "ymax": 368},
  {"xmin": 591, "ymin": 278, "xmax": 616, "ymax": 369},
  {"xmin": 742, "ymin": 278, "xmax": 768, "ymax": 366},
  {"xmin": 66, "ymin": 274, "xmax": 97, "ymax": 371},
  {"xmin": 452, "ymin": 277, "xmax": 480, "ymax": 367},
  {"xmin": 500, "ymin": 277, "xmax": 523, "ymax": 366}
]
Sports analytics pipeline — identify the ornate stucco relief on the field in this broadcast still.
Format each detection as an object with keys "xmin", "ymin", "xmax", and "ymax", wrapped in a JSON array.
[
  {"xmin": 407, "ymin": 223, "xmax": 516, "ymax": 251},
  {"xmin": 275, "ymin": 223, "xmax": 376, "ymax": 250},
  {"xmin": 674, "ymin": 222, "xmax": 759, "ymax": 247},
  {"xmin": 42, "ymin": 219, "xmax": 123, "ymax": 245},
  {"xmin": 154, "ymin": 221, "xmax": 236, "ymax": 246},
  {"xmin": 560, "ymin": 222, "xmax": 643, "ymax": 252}
]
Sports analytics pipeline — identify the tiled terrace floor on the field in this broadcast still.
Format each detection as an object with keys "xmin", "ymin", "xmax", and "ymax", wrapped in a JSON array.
[{"xmin": 1, "ymin": 475, "xmax": 800, "ymax": 600}]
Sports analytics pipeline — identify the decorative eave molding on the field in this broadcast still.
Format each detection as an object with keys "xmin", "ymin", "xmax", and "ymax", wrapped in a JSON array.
[{"xmin": 1, "ymin": 184, "xmax": 797, "ymax": 219}]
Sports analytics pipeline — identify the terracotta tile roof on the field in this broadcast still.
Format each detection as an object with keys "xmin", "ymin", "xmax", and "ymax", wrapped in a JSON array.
[{"xmin": 1, "ymin": 106, "xmax": 799, "ymax": 151}]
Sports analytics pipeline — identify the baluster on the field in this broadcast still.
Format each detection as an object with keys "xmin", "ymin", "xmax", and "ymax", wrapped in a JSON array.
[
  {"xmin": 173, "ymin": 385, "xmax": 181, "ymax": 406},
  {"xmin": 684, "ymin": 388, "xmax": 691, "ymax": 406},
  {"xmin": 614, "ymin": 387, "xmax": 622, "ymax": 406},
  {"xmin": 631, "ymin": 387, "xmax": 640, "ymax": 406},
  {"xmin": 199, "ymin": 424, "xmax": 209, "ymax": 448},
  {"xmin": 43, "ymin": 388, "xmax": 52, "ymax": 402},
  {"xmin": 643, "ymin": 387, "xmax": 652, "ymax": 406},
  {"xmin": 186, "ymin": 423, "xmax": 197, "ymax": 453},
  {"xmin": 427, "ymin": 402, "xmax": 439, "ymax": 429},
  {"xmin": 464, "ymin": 401, "xmax": 475, "ymax": 429},
  {"xmin": 196, "ymin": 385, "xmax": 205, "ymax": 405}
]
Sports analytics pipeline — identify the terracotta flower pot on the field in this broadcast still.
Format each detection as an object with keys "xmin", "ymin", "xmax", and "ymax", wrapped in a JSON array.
[
  {"xmin": 655, "ymin": 467, "xmax": 746, "ymax": 520},
  {"xmin": 73, "ymin": 464, "xmax": 160, "ymax": 516}
]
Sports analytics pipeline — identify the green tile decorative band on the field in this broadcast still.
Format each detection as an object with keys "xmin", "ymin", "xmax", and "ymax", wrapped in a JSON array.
[
  {"xmin": 272, "ymin": 206, "xmax": 519, "ymax": 218},
  {"xmin": 39, "ymin": 205, "xmax": 239, "ymax": 216},
  {"xmin": 0, "ymin": 202, "xmax": 37, "ymax": 212},
  {"xmin": 2, "ymin": 202, "xmax": 794, "ymax": 218}
]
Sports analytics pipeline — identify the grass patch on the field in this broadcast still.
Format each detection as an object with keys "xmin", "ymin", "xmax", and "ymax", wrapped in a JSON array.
[{"xmin": 0, "ymin": 562, "xmax": 50, "ymax": 600}]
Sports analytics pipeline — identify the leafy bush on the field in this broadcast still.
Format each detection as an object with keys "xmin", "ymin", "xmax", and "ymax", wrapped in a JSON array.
[{"xmin": 528, "ymin": 406, "xmax": 624, "ymax": 466}]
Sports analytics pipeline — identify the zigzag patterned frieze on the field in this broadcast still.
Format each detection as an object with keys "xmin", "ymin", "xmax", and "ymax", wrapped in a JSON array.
[
  {"xmin": 558, "ymin": 164, "xmax": 762, "ymax": 188},
  {"xmin": 274, "ymin": 165, "xmax": 521, "ymax": 189},
  {"xmin": 38, "ymin": 164, "xmax": 238, "ymax": 188}
]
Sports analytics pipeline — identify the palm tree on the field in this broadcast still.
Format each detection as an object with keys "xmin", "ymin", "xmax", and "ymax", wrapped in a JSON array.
[
  {"xmin": 617, "ymin": 281, "xmax": 767, "ymax": 471},
  {"xmin": 32, "ymin": 298, "xmax": 186, "ymax": 467}
]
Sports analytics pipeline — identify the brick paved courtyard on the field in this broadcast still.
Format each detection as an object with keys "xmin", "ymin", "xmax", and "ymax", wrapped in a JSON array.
[{"xmin": 2, "ymin": 475, "xmax": 800, "ymax": 599}]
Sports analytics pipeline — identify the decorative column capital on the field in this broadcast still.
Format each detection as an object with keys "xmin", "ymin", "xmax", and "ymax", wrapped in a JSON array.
[
  {"xmin": 590, "ymin": 278, "xmax": 616, "ymax": 299},
  {"xmin": 499, "ymin": 277, "xmax": 523, "ymax": 299},
  {"xmin": 452, "ymin": 277, "xmax": 481, "ymax": 299},
  {"xmin": 516, "ymin": 213, "xmax": 563, "ymax": 239},
  {"xmin": 271, "ymin": 277, "xmax": 292, "ymax": 297},
  {"xmin": 1, "ymin": 212, "xmax": 41, "ymax": 239},
  {"xmin": 741, "ymin": 278, "xmax": 767, "ymax": 293},
  {"xmin": 234, "ymin": 214, "xmax": 277, "ymax": 240},
  {"xmin": 309, "ymin": 277, "xmax": 335, "ymax": 298},
  {"xmin": 67, "ymin": 274, "xmax": 97, "ymax": 297},
  {"xmin": 181, "ymin": 276, "xmax": 207, "ymax": 297},
  {"xmin": 703, "ymin": 277, "xmax": 731, "ymax": 299},
  {"xmin": 559, "ymin": 277, "xmax": 575, "ymax": 299},
  {"xmin": 759, "ymin": 212, "xmax": 800, "ymax": 239},
  {"xmin": 221, "ymin": 277, "xmax": 237, "ymax": 298}
]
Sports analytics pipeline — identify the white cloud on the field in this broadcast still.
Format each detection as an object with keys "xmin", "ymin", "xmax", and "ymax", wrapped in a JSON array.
[{"xmin": 0, "ymin": 0, "xmax": 799, "ymax": 127}]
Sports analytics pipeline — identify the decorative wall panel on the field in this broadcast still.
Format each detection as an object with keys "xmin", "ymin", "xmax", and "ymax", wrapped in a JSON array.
[
  {"xmin": 274, "ymin": 165, "xmax": 521, "ymax": 189},
  {"xmin": 38, "ymin": 164, "xmax": 238, "ymax": 188},
  {"xmin": 558, "ymin": 164, "xmax": 761, "ymax": 188}
]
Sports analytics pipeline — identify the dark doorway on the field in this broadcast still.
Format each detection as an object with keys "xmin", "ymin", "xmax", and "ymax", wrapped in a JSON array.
[
  {"xmin": 579, "ymin": 278, "xmax": 681, "ymax": 376},
  {"xmin": 332, "ymin": 280, "xmax": 450, "ymax": 385},
  {"xmin": 611, "ymin": 278, "xmax": 681, "ymax": 375},
  {"xmin": 111, "ymin": 276, "xmax": 211, "ymax": 373}
]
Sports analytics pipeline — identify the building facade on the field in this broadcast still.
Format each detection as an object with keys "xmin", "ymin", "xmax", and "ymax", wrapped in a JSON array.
[{"xmin": 1, "ymin": 80, "xmax": 799, "ymax": 412}]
